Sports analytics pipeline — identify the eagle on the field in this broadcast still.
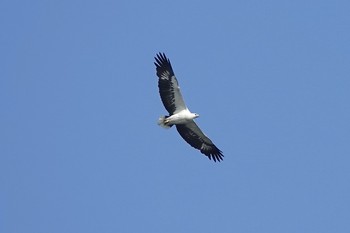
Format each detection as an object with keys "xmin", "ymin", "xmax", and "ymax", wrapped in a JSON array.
[{"xmin": 154, "ymin": 53, "xmax": 224, "ymax": 162}]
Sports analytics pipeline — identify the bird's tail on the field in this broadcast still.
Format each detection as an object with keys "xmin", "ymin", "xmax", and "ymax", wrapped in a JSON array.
[{"xmin": 158, "ymin": 116, "xmax": 172, "ymax": 129}]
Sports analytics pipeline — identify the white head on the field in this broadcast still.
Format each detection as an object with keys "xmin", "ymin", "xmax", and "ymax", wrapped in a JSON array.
[{"xmin": 193, "ymin": 113, "xmax": 199, "ymax": 119}]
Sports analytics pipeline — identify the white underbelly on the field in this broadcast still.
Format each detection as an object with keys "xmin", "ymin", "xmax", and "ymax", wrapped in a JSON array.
[{"xmin": 168, "ymin": 111, "xmax": 191, "ymax": 124}]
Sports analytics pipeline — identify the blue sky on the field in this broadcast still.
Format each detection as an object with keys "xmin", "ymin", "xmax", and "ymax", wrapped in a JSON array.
[{"xmin": 1, "ymin": 0, "xmax": 349, "ymax": 232}]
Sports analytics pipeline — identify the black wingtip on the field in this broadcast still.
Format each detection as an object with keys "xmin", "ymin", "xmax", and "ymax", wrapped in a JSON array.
[
  {"xmin": 154, "ymin": 52, "xmax": 169, "ymax": 67},
  {"xmin": 154, "ymin": 52, "xmax": 174, "ymax": 78},
  {"xmin": 204, "ymin": 147, "xmax": 224, "ymax": 162},
  {"xmin": 210, "ymin": 151, "xmax": 224, "ymax": 162}
]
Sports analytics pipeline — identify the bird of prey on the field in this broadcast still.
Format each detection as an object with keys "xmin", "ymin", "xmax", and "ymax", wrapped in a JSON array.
[{"xmin": 154, "ymin": 53, "xmax": 223, "ymax": 162}]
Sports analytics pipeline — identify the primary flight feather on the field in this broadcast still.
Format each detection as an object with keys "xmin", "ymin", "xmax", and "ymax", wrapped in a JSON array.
[{"xmin": 154, "ymin": 53, "xmax": 223, "ymax": 162}]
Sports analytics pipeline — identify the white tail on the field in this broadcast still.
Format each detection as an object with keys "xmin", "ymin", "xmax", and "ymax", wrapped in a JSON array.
[{"xmin": 158, "ymin": 116, "xmax": 171, "ymax": 129}]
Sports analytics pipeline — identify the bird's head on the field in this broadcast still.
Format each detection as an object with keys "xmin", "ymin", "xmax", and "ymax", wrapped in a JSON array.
[{"xmin": 193, "ymin": 113, "xmax": 200, "ymax": 119}]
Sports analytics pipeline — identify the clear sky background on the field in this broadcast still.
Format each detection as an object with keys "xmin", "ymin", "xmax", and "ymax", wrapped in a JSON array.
[{"xmin": 1, "ymin": 0, "xmax": 349, "ymax": 232}]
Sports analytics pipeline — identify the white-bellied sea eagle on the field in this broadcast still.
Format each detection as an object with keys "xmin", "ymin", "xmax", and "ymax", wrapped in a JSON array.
[{"xmin": 154, "ymin": 53, "xmax": 223, "ymax": 162}]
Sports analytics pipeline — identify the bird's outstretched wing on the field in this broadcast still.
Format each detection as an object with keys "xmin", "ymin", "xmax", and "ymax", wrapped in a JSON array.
[
  {"xmin": 154, "ymin": 53, "xmax": 187, "ymax": 115},
  {"xmin": 176, "ymin": 121, "xmax": 224, "ymax": 162}
]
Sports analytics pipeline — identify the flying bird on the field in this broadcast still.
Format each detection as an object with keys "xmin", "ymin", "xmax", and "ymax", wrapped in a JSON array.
[{"xmin": 154, "ymin": 53, "xmax": 223, "ymax": 162}]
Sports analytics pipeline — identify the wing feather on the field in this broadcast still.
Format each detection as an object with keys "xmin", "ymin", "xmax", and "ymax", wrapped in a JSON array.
[
  {"xmin": 154, "ymin": 53, "xmax": 187, "ymax": 115},
  {"xmin": 176, "ymin": 121, "xmax": 224, "ymax": 162}
]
